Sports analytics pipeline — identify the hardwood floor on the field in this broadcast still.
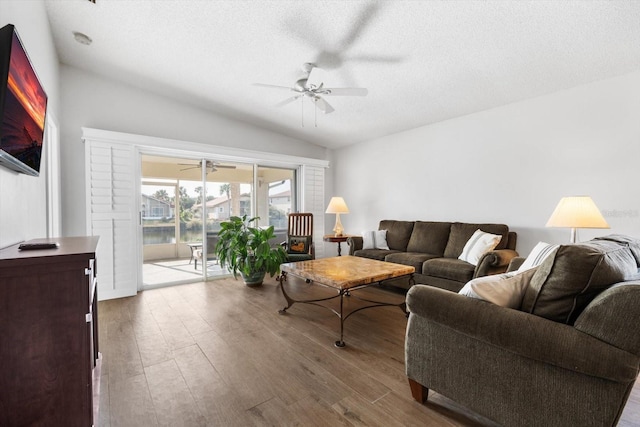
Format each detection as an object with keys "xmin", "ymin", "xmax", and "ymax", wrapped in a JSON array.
[{"xmin": 97, "ymin": 276, "xmax": 640, "ymax": 427}]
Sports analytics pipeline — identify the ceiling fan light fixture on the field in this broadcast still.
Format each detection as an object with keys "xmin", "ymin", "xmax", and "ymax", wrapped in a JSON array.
[{"xmin": 294, "ymin": 78, "xmax": 307, "ymax": 92}]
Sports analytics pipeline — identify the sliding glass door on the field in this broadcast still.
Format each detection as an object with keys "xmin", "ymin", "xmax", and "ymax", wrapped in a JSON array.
[
  {"xmin": 140, "ymin": 154, "xmax": 297, "ymax": 288},
  {"xmin": 200, "ymin": 161, "xmax": 253, "ymax": 280},
  {"xmin": 256, "ymin": 166, "xmax": 296, "ymax": 244},
  {"xmin": 141, "ymin": 155, "xmax": 215, "ymax": 287}
]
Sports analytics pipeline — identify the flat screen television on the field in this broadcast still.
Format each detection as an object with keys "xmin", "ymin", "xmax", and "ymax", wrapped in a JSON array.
[{"xmin": 0, "ymin": 24, "xmax": 48, "ymax": 177}]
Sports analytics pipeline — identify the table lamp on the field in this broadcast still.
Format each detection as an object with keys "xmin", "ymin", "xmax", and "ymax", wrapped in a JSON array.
[
  {"xmin": 326, "ymin": 197, "xmax": 349, "ymax": 237},
  {"xmin": 545, "ymin": 196, "xmax": 609, "ymax": 243}
]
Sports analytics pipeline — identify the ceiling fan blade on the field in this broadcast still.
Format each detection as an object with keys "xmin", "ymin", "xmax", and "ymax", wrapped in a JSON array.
[
  {"xmin": 275, "ymin": 95, "xmax": 301, "ymax": 107},
  {"xmin": 252, "ymin": 83, "xmax": 293, "ymax": 90},
  {"xmin": 178, "ymin": 162, "xmax": 235, "ymax": 170},
  {"xmin": 313, "ymin": 97, "xmax": 335, "ymax": 114},
  {"xmin": 347, "ymin": 54, "xmax": 404, "ymax": 64},
  {"xmin": 323, "ymin": 88, "xmax": 368, "ymax": 96}
]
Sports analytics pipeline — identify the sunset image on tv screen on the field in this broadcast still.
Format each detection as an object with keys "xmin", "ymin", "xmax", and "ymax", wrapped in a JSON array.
[{"xmin": 0, "ymin": 30, "xmax": 48, "ymax": 172}]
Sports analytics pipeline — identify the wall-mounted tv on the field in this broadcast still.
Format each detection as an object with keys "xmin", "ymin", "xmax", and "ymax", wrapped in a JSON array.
[{"xmin": 0, "ymin": 24, "xmax": 48, "ymax": 177}]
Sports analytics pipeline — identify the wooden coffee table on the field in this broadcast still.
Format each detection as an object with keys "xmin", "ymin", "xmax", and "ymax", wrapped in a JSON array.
[{"xmin": 277, "ymin": 256, "xmax": 415, "ymax": 347}]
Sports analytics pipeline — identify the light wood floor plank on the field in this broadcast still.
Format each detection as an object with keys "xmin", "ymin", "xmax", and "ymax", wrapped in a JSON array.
[
  {"xmin": 246, "ymin": 396, "xmax": 306, "ymax": 426},
  {"xmin": 104, "ymin": 318, "xmax": 144, "ymax": 381},
  {"xmin": 144, "ymin": 360, "xmax": 206, "ymax": 427},
  {"xmin": 332, "ymin": 393, "xmax": 406, "ymax": 427},
  {"xmin": 194, "ymin": 329, "xmax": 276, "ymax": 410},
  {"xmin": 287, "ymin": 393, "xmax": 355, "ymax": 427},
  {"xmin": 108, "ymin": 373, "xmax": 158, "ymax": 427},
  {"xmin": 98, "ymin": 374, "xmax": 111, "ymax": 427},
  {"xmin": 136, "ymin": 331, "xmax": 173, "ymax": 368},
  {"xmin": 173, "ymin": 344, "xmax": 256, "ymax": 426}
]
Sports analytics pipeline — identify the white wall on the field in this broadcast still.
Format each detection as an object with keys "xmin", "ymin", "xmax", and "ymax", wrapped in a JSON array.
[
  {"xmin": 333, "ymin": 70, "xmax": 640, "ymax": 255},
  {"xmin": 0, "ymin": 0, "xmax": 59, "ymax": 248},
  {"xmin": 59, "ymin": 65, "xmax": 328, "ymax": 237}
]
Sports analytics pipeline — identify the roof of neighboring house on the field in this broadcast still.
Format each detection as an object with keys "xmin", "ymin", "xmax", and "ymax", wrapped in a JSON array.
[
  {"xmin": 193, "ymin": 193, "xmax": 251, "ymax": 209},
  {"xmin": 142, "ymin": 194, "xmax": 174, "ymax": 208},
  {"xmin": 269, "ymin": 190, "xmax": 291, "ymax": 198}
]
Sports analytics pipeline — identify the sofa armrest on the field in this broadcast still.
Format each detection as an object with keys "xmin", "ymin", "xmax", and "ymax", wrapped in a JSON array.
[
  {"xmin": 406, "ymin": 285, "xmax": 638, "ymax": 382},
  {"xmin": 346, "ymin": 236, "xmax": 363, "ymax": 255},
  {"xmin": 574, "ymin": 282, "xmax": 640, "ymax": 356},
  {"xmin": 473, "ymin": 249, "xmax": 519, "ymax": 278},
  {"xmin": 507, "ymin": 256, "xmax": 526, "ymax": 272}
]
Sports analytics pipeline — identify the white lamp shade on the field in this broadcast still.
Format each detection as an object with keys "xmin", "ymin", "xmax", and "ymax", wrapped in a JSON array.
[
  {"xmin": 546, "ymin": 196, "xmax": 610, "ymax": 229},
  {"xmin": 325, "ymin": 197, "xmax": 349, "ymax": 214}
]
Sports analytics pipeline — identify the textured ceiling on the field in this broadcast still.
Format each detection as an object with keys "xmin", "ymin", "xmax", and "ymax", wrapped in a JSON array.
[{"xmin": 44, "ymin": 0, "xmax": 640, "ymax": 149}]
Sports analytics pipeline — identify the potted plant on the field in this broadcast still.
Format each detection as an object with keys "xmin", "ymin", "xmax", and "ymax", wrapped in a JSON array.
[{"xmin": 215, "ymin": 215, "xmax": 287, "ymax": 286}]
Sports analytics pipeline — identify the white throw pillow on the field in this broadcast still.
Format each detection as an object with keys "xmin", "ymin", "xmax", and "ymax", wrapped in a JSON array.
[
  {"xmin": 458, "ymin": 268, "xmax": 537, "ymax": 308},
  {"xmin": 458, "ymin": 229, "xmax": 502, "ymax": 266},
  {"xmin": 374, "ymin": 230, "xmax": 389, "ymax": 250},
  {"xmin": 361, "ymin": 230, "xmax": 390, "ymax": 250},
  {"xmin": 517, "ymin": 241, "xmax": 559, "ymax": 272},
  {"xmin": 362, "ymin": 231, "xmax": 375, "ymax": 249}
]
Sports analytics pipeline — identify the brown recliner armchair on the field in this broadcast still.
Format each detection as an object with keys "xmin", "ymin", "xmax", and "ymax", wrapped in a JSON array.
[{"xmin": 405, "ymin": 236, "xmax": 640, "ymax": 426}]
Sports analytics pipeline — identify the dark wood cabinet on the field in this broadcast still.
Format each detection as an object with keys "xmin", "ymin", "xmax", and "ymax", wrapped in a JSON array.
[{"xmin": 0, "ymin": 236, "xmax": 100, "ymax": 427}]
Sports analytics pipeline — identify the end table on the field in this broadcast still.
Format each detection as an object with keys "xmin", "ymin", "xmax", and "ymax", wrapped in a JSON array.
[{"xmin": 323, "ymin": 234, "xmax": 355, "ymax": 256}]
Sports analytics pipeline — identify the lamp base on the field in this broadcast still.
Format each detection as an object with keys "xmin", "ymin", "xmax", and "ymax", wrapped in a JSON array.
[{"xmin": 333, "ymin": 213, "xmax": 344, "ymax": 237}]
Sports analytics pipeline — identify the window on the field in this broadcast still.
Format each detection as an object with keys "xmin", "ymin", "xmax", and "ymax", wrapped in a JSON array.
[{"xmin": 256, "ymin": 166, "xmax": 296, "ymax": 233}]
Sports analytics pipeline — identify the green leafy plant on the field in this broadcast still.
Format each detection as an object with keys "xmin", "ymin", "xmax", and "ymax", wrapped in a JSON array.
[{"xmin": 215, "ymin": 215, "xmax": 287, "ymax": 282}]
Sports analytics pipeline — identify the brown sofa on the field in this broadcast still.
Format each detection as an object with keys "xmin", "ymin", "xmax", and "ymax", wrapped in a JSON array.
[
  {"xmin": 405, "ymin": 235, "xmax": 640, "ymax": 426},
  {"xmin": 346, "ymin": 220, "xmax": 518, "ymax": 292}
]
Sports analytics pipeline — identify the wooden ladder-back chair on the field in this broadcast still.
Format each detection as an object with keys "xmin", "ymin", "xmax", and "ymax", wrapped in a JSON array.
[{"xmin": 283, "ymin": 213, "xmax": 314, "ymax": 262}]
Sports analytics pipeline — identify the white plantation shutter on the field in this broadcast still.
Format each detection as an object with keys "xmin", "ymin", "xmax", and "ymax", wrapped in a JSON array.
[
  {"xmin": 301, "ymin": 165, "xmax": 325, "ymax": 259},
  {"xmin": 85, "ymin": 140, "xmax": 138, "ymax": 300}
]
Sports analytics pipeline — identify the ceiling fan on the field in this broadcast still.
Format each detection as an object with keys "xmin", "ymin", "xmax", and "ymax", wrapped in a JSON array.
[
  {"xmin": 253, "ymin": 63, "xmax": 368, "ymax": 115},
  {"xmin": 179, "ymin": 160, "xmax": 236, "ymax": 173}
]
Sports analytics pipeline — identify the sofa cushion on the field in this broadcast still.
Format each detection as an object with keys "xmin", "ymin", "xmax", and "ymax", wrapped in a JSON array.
[
  {"xmin": 521, "ymin": 237, "xmax": 640, "ymax": 324},
  {"xmin": 406, "ymin": 221, "xmax": 451, "ymax": 256},
  {"xmin": 353, "ymin": 248, "xmax": 401, "ymax": 261},
  {"xmin": 385, "ymin": 252, "xmax": 440, "ymax": 274},
  {"xmin": 379, "ymin": 220, "xmax": 414, "ymax": 251},
  {"xmin": 422, "ymin": 258, "xmax": 476, "ymax": 283}
]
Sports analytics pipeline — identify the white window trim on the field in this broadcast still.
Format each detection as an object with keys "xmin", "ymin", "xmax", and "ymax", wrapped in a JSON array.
[{"xmin": 81, "ymin": 127, "xmax": 329, "ymax": 169}]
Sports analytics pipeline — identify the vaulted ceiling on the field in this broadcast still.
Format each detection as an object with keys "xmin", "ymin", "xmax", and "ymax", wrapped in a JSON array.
[{"xmin": 44, "ymin": 0, "xmax": 640, "ymax": 149}]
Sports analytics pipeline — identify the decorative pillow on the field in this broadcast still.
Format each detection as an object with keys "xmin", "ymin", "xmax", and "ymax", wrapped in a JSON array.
[
  {"xmin": 517, "ymin": 242, "xmax": 559, "ymax": 272},
  {"xmin": 458, "ymin": 268, "xmax": 537, "ymax": 308},
  {"xmin": 361, "ymin": 230, "xmax": 390, "ymax": 250},
  {"xmin": 458, "ymin": 229, "xmax": 502, "ymax": 266},
  {"xmin": 444, "ymin": 223, "xmax": 509, "ymax": 258},
  {"xmin": 521, "ymin": 238, "xmax": 640, "ymax": 324},
  {"xmin": 287, "ymin": 236, "xmax": 310, "ymax": 254}
]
